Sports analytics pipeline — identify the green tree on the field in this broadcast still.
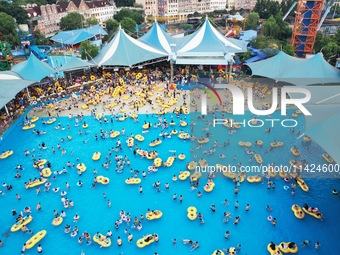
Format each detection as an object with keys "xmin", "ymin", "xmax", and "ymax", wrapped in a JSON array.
[
  {"xmin": 0, "ymin": 12, "xmax": 20, "ymax": 46},
  {"xmin": 79, "ymin": 40, "xmax": 99, "ymax": 60},
  {"xmin": 280, "ymin": 0, "xmax": 295, "ymax": 17},
  {"xmin": 254, "ymin": 0, "xmax": 280, "ymax": 19},
  {"xmin": 60, "ymin": 13, "xmax": 84, "ymax": 31},
  {"xmin": 334, "ymin": 28, "xmax": 340, "ymax": 46},
  {"xmin": 86, "ymin": 17, "xmax": 99, "ymax": 27},
  {"xmin": 133, "ymin": 2, "xmax": 143, "ymax": 8},
  {"xmin": 105, "ymin": 19, "xmax": 119, "ymax": 34},
  {"xmin": 103, "ymin": 19, "xmax": 119, "ymax": 43},
  {"xmin": 115, "ymin": 0, "xmax": 134, "ymax": 7},
  {"xmin": 322, "ymin": 42, "xmax": 340, "ymax": 59},
  {"xmin": 179, "ymin": 24, "xmax": 193, "ymax": 30},
  {"xmin": 274, "ymin": 12, "xmax": 291, "ymax": 41},
  {"xmin": 0, "ymin": 2, "xmax": 28, "ymax": 24},
  {"xmin": 263, "ymin": 16, "xmax": 279, "ymax": 38},
  {"xmin": 314, "ymin": 31, "xmax": 324, "ymax": 53},
  {"xmin": 249, "ymin": 35, "xmax": 280, "ymax": 51},
  {"xmin": 131, "ymin": 12, "xmax": 144, "ymax": 24},
  {"xmin": 114, "ymin": 9, "xmax": 143, "ymax": 24},
  {"xmin": 239, "ymin": 50, "xmax": 251, "ymax": 62},
  {"xmin": 282, "ymin": 43, "xmax": 295, "ymax": 56},
  {"xmin": 34, "ymin": 30, "xmax": 49, "ymax": 45},
  {"xmin": 121, "ymin": 17, "xmax": 136, "ymax": 33},
  {"xmin": 245, "ymin": 12, "xmax": 260, "ymax": 30}
]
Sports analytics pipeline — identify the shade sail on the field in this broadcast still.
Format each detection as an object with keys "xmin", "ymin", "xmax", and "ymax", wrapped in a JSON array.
[
  {"xmin": 288, "ymin": 85, "xmax": 340, "ymax": 164},
  {"xmin": 11, "ymin": 54, "xmax": 55, "ymax": 81},
  {"xmin": 0, "ymin": 71, "xmax": 36, "ymax": 109},
  {"xmin": 59, "ymin": 56, "xmax": 96, "ymax": 72},
  {"xmin": 306, "ymin": 106, "xmax": 340, "ymax": 163},
  {"xmin": 92, "ymin": 26, "xmax": 167, "ymax": 67},
  {"xmin": 51, "ymin": 25, "xmax": 107, "ymax": 45},
  {"xmin": 246, "ymin": 51, "xmax": 340, "ymax": 86}
]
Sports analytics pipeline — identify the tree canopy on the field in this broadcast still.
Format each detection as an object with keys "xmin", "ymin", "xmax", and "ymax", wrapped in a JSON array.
[
  {"xmin": 263, "ymin": 16, "xmax": 280, "ymax": 38},
  {"xmin": 0, "ymin": 2, "xmax": 28, "ymax": 24},
  {"xmin": 103, "ymin": 19, "xmax": 119, "ymax": 43},
  {"xmin": 86, "ymin": 17, "xmax": 99, "ymax": 27},
  {"xmin": 253, "ymin": 0, "xmax": 280, "ymax": 19},
  {"xmin": 105, "ymin": 19, "xmax": 119, "ymax": 34},
  {"xmin": 121, "ymin": 17, "xmax": 136, "ymax": 33},
  {"xmin": 114, "ymin": 0, "xmax": 134, "ymax": 7},
  {"xmin": 79, "ymin": 40, "xmax": 99, "ymax": 60},
  {"xmin": 314, "ymin": 30, "xmax": 340, "ymax": 62},
  {"xmin": 60, "ymin": 12, "xmax": 84, "ymax": 31},
  {"xmin": 34, "ymin": 29, "xmax": 49, "ymax": 45},
  {"xmin": 114, "ymin": 9, "xmax": 143, "ymax": 25},
  {"xmin": 0, "ymin": 12, "xmax": 20, "ymax": 47},
  {"xmin": 245, "ymin": 12, "xmax": 259, "ymax": 30}
]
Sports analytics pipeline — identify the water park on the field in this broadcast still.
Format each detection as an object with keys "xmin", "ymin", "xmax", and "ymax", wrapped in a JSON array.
[{"xmin": 0, "ymin": 16, "xmax": 340, "ymax": 255}]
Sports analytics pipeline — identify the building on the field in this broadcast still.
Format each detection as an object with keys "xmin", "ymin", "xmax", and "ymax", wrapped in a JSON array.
[
  {"xmin": 24, "ymin": 0, "xmax": 117, "ymax": 37},
  {"xmin": 227, "ymin": 0, "xmax": 257, "ymax": 10},
  {"xmin": 137, "ymin": 0, "xmax": 227, "ymax": 22}
]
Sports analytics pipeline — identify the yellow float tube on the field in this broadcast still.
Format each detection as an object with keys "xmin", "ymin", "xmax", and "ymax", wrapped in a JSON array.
[
  {"xmin": 136, "ymin": 234, "xmax": 155, "ymax": 248},
  {"xmin": 125, "ymin": 177, "xmax": 141, "ymax": 184},
  {"xmin": 291, "ymin": 204, "xmax": 305, "ymax": 219},
  {"xmin": 11, "ymin": 215, "xmax": 33, "ymax": 232},
  {"xmin": 25, "ymin": 230, "xmax": 47, "ymax": 249},
  {"xmin": 179, "ymin": 171, "xmax": 191, "ymax": 180},
  {"xmin": 146, "ymin": 210, "xmax": 163, "ymax": 220},
  {"xmin": 92, "ymin": 152, "xmax": 101, "ymax": 161},
  {"xmin": 279, "ymin": 242, "xmax": 298, "ymax": 253},
  {"xmin": 93, "ymin": 233, "xmax": 111, "ymax": 247},
  {"xmin": 0, "ymin": 150, "xmax": 14, "ymax": 159}
]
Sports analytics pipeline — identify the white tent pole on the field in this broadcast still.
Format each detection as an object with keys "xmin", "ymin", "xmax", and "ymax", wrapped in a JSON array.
[
  {"xmin": 169, "ymin": 44, "xmax": 176, "ymax": 86},
  {"xmin": 4, "ymin": 105, "xmax": 9, "ymax": 115},
  {"xmin": 228, "ymin": 59, "xmax": 232, "ymax": 83},
  {"xmin": 26, "ymin": 87, "xmax": 31, "ymax": 99}
]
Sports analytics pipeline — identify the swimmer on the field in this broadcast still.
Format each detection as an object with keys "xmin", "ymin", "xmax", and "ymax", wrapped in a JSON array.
[
  {"xmin": 117, "ymin": 236, "xmax": 122, "ymax": 246},
  {"xmin": 315, "ymin": 241, "xmax": 320, "ymax": 249},
  {"xmin": 301, "ymin": 240, "xmax": 311, "ymax": 247}
]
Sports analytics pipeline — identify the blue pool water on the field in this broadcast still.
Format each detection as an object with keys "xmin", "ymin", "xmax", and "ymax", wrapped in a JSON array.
[{"xmin": 0, "ymin": 110, "xmax": 339, "ymax": 255}]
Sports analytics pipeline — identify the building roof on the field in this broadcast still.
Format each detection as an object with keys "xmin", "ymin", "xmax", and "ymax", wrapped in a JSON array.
[
  {"xmin": 138, "ymin": 20, "xmax": 175, "ymax": 54},
  {"xmin": 50, "ymin": 25, "xmax": 108, "ymax": 45},
  {"xmin": 56, "ymin": 1, "xmax": 69, "ymax": 11},
  {"xmin": 246, "ymin": 51, "xmax": 340, "ymax": 86},
  {"xmin": 239, "ymin": 30, "xmax": 257, "ymax": 41},
  {"xmin": 26, "ymin": 6, "xmax": 41, "ymax": 18},
  {"xmin": 92, "ymin": 26, "xmax": 167, "ymax": 67},
  {"xmin": 72, "ymin": 0, "xmax": 82, "ymax": 8},
  {"xmin": 11, "ymin": 54, "xmax": 55, "ymax": 82}
]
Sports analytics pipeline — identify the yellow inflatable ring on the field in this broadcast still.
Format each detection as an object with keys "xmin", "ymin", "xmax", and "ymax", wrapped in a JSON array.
[
  {"xmin": 178, "ymin": 154, "xmax": 186, "ymax": 160},
  {"xmin": 42, "ymin": 168, "xmax": 52, "ymax": 178}
]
